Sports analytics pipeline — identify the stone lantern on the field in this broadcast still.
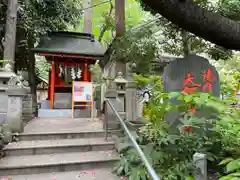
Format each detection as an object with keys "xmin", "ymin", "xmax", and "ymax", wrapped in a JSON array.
[
  {"xmin": 113, "ymin": 72, "xmax": 127, "ymax": 120},
  {"xmin": 114, "ymin": 72, "xmax": 127, "ymax": 92},
  {"xmin": 0, "ymin": 63, "xmax": 30, "ymax": 132}
]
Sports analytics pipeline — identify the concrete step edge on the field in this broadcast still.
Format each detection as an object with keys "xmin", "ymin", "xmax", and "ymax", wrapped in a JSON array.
[
  {"xmin": 1, "ymin": 168, "xmax": 120, "ymax": 180},
  {"xmin": 19, "ymin": 129, "xmax": 122, "ymax": 136},
  {"xmin": 4, "ymin": 138, "xmax": 115, "ymax": 151},
  {"xmin": 0, "ymin": 158, "xmax": 119, "ymax": 170},
  {"xmin": 0, "ymin": 151, "xmax": 120, "ymax": 170}
]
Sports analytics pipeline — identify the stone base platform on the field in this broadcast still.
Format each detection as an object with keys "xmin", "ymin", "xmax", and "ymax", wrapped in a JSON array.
[{"xmin": 38, "ymin": 108, "xmax": 97, "ymax": 118}]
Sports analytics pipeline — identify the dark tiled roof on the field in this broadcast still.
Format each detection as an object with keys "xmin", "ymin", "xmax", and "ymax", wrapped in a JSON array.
[{"xmin": 32, "ymin": 31, "xmax": 105, "ymax": 58}]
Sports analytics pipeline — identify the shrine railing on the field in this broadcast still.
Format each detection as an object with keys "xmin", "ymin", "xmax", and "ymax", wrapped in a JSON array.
[{"xmin": 104, "ymin": 99, "xmax": 160, "ymax": 180}]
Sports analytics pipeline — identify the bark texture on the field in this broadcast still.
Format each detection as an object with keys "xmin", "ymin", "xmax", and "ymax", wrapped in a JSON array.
[
  {"xmin": 3, "ymin": 0, "xmax": 18, "ymax": 69},
  {"xmin": 141, "ymin": 0, "xmax": 240, "ymax": 50},
  {"xmin": 83, "ymin": 0, "xmax": 92, "ymax": 33},
  {"xmin": 27, "ymin": 32, "xmax": 37, "ymax": 116},
  {"xmin": 115, "ymin": 0, "xmax": 126, "ymax": 76}
]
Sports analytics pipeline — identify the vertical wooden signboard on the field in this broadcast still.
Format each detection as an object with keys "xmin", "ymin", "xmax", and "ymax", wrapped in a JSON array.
[{"xmin": 72, "ymin": 81, "xmax": 94, "ymax": 120}]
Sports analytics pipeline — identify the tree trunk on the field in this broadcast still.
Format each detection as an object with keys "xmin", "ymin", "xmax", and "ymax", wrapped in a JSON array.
[
  {"xmin": 3, "ymin": 0, "xmax": 18, "ymax": 69},
  {"xmin": 27, "ymin": 32, "xmax": 37, "ymax": 117},
  {"xmin": 83, "ymin": 0, "xmax": 92, "ymax": 33},
  {"xmin": 115, "ymin": 0, "xmax": 125, "ymax": 37},
  {"xmin": 140, "ymin": 0, "xmax": 240, "ymax": 50},
  {"xmin": 181, "ymin": 30, "xmax": 190, "ymax": 56},
  {"xmin": 115, "ymin": 0, "xmax": 126, "ymax": 77}
]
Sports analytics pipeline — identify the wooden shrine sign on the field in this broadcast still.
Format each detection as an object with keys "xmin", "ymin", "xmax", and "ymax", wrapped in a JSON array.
[
  {"xmin": 162, "ymin": 54, "xmax": 220, "ymax": 132},
  {"xmin": 72, "ymin": 81, "xmax": 94, "ymax": 120}
]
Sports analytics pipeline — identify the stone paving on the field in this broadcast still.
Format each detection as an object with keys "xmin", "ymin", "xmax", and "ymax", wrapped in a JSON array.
[
  {"xmin": 24, "ymin": 117, "xmax": 103, "ymax": 133},
  {"xmin": 1, "ymin": 168, "xmax": 121, "ymax": 180}
]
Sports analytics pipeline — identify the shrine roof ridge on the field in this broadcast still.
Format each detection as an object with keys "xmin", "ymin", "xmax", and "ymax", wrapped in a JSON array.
[
  {"xmin": 49, "ymin": 31, "xmax": 95, "ymax": 40},
  {"xmin": 31, "ymin": 31, "xmax": 106, "ymax": 58}
]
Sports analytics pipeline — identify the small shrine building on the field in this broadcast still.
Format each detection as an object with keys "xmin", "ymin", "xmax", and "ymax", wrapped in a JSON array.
[{"xmin": 32, "ymin": 31, "xmax": 105, "ymax": 110}]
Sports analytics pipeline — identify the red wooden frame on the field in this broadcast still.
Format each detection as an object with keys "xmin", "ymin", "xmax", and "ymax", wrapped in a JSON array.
[
  {"xmin": 50, "ymin": 60, "xmax": 55, "ymax": 109},
  {"xmin": 47, "ymin": 55, "xmax": 95, "ymax": 109}
]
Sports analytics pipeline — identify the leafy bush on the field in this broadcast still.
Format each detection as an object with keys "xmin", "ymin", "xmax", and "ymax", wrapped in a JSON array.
[
  {"xmin": 114, "ymin": 92, "xmax": 240, "ymax": 180},
  {"xmin": 133, "ymin": 74, "xmax": 163, "ymax": 92},
  {"xmin": 219, "ymin": 158, "xmax": 240, "ymax": 180},
  {"xmin": 0, "ymin": 124, "xmax": 12, "ymax": 146},
  {"xmin": 0, "ymin": 124, "xmax": 15, "ymax": 158},
  {"xmin": 0, "ymin": 124, "xmax": 20, "ymax": 157}
]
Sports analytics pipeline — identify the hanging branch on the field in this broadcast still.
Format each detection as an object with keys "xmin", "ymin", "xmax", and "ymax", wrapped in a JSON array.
[{"xmin": 98, "ymin": 0, "xmax": 113, "ymax": 42}]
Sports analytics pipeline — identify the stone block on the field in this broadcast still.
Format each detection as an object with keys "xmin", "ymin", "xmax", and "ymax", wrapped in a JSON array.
[
  {"xmin": 54, "ymin": 93, "xmax": 72, "ymax": 109},
  {"xmin": 0, "ymin": 94, "xmax": 8, "ymax": 113},
  {"xmin": 22, "ymin": 94, "xmax": 33, "ymax": 122},
  {"xmin": 163, "ymin": 55, "xmax": 220, "ymax": 96},
  {"xmin": 193, "ymin": 153, "xmax": 207, "ymax": 180},
  {"xmin": 0, "ymin": 93, "xmax": 8, "ymax": 125},
  {"xmin": 162, "ymin": 55, "xmax": 220, "ymax": 132},
  {"xmin": 40, "ymin": 100, "xmax": 50, "ymax": 109},
  {"xmin": 0, "ymin": 113, "xmax": 6, "ymax": 125},
  {"xmin": 6, "ymin": 96, "xmax": 23, "ymax": 133}
]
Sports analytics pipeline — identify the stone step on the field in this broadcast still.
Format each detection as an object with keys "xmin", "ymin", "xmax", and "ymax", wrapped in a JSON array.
[
  {"xmin": 1, "ymin": 168, "xmax": 121, "ymax": 180},
  {"xmin": 0, "ymin": 150, "xmax": 119, "ymax": 176},
  {"xmin": 4, "ymin": 138, "xmax": 115, "ymax": 156},
  {"xmin": 19, "ymin": 130, "xmax": 123, "ymax": 141}
]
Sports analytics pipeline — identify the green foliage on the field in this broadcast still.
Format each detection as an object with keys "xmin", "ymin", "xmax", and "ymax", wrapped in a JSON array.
[
  {"xmin": 219, "ymin": 0, "xmax": 240, "ymax": 21},
  {"xmin": 35, "ymin": 56, "xmax": 49, "ymax": 81},
  {"xmin": 78, "ymin": 0, "xmax": 148, "ymax": 47},
  {"xmin": 133, "ymin": 73, "xmax": 162, "ymax": 92},
  {"xmin": 0, "ymin": 124, "xmax": 19, "ymax": 157},
  {"xmin": 89, "ymin": 62, "xmax": 102, "ymax": 84},
  {"xmin": 114, "ymin": 91, "xmax": 240, "ymax": 179},
  {"xmin": 212, "ymin": 53, "xmax": 240, "ymax": 95},
  {"xmin": 89, "ymin": 62, "xmax": 102, "ymax": 101},
  {"xmin": 110, "ymin": 28, "xmax": 158, "ymax": 75},
  {"xmin": 0, "ymin": 0, "xmax": 82, "ymax": 75},
  {"xmin": 219, "ymin": 158, "xmax": 240, "ymax": 180},
  {"xmin": 0, "ymin": 124, "xmax": 12, "ymax": 146},
  {"xmin": 19, "ymin": 0, "xmax": 82, "ymax": 34}
]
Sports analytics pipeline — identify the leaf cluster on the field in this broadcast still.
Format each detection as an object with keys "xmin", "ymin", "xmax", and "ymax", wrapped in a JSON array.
[
  {"xmin": 212, "ymin": 53, "xmax": 240, "ymax": 96},
  {"xmin": 0, "ymin": 0, "xmax": 83, "ymax": 79},
  {"xmin": 110, "ymin": 28, "xmax": 158, "ymax": 75},
  {"xmin": 114, "ymin": 91, "xmax": 240, "ymax": 179},
  {"xmin": 133, "ymin": 73, "xmax": 162, "ymax": 91},
  {"xmin": 219, "ymin": 157, "xmax": 240, "ymax": 180}
]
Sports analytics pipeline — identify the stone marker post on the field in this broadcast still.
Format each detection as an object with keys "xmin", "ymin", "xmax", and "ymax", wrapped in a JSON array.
[
  {"xmin": 6, "ymin": 92, "xmax": 24, "ymax": 133},
  {"xmin": 193, "ymin": 153, "xmax": 207, "ymax": 180}
]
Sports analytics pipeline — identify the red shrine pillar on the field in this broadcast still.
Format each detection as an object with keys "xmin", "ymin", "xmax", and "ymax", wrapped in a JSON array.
[
  {"xmin": 50, "ymin": 60, "xmax": 55, "ymax": 109},
  {"xmin": 47, "ymin": 69, "xmax": 51, "ymax": 100},
  {"xmin": 83, "ymin": 60, "xmax": 88, "ymax": 82}
]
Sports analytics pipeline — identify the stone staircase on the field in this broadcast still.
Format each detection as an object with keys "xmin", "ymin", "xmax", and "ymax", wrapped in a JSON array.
[{"xmin": 0, "ymin": 118, "xmax": 121, "ymax": 180}]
